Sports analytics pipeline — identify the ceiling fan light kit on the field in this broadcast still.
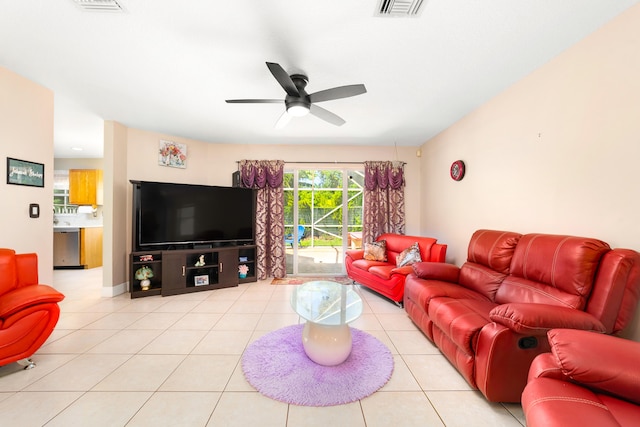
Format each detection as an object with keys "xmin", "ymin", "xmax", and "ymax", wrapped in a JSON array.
[{"xmin": 226, "ymin": 62, "xmax": 366, "ymax": 128}]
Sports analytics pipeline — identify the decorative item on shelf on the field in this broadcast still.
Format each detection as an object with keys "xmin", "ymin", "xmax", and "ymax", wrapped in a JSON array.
[
  {"xmin": 135, "ymin": 265, "xmax": 154, "ymax": 291},
  {"xmin": 195, "ymin": 255, "xmax": 205, "ymax": 267},
  {"xmin": 239, "ymin": 264, "xmax": 249, "ymax": 279}
]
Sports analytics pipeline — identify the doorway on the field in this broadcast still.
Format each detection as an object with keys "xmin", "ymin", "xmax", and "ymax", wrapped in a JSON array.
[{"xmin": 284, "ymin": 168, "xmax": 363, "ymax": 275}]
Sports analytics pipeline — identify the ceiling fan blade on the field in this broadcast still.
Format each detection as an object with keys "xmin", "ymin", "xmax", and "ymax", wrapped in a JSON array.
[
  {"xmin": 309, "ymin": 84, "xmax": 367, "ymax": 103},
  {"xmin": 266, "ymin": 62, "xmax": 300, "ymax": 97},
  {"xmin": 274, "ymin": 111, "xmax": 292, "ymax": 129},
  {"xmin": 309, "ymin": 104, "xmax": 346, "ymax": 126},
  {"xmin": 225, "ymin": 99, "xmax": 283, "ymax": 104}
]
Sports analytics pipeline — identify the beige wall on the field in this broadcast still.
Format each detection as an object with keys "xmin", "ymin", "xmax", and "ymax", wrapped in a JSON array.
[
  {"xmin": 420, "ymin": 5, "xmax": 640, "ymax": 339},
  {"xmin": 0, "ymin": 67, "xmax": 54, "ymax": 285},
  {"xmin": 103, "ymin": 121, "xmax": 129, "ymax": 297},
  {"xmin": 125, "ymin": 127, "xmax": 422, "ymax": 249}
]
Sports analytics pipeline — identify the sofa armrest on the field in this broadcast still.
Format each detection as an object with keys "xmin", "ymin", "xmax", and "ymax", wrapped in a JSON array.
[
  {"xmin": 412, "ymin": 262, "xmax": 460, "ymax": 283},
  {"xmin": 390, "ymin": 265, "xmax": 414, "ymax": 276},
  {"xmin": 345, "ymin": 249, "xmax": 364, "ymax": 261},
  {"xmin": 430, "ymin": 243, "xmax": 447, "ymax": 262},
  {"xmin": 0, "ymin": 285, "xmax": 65, "ymax": 320},
  {"xmin": 544, "ymin": 328, "xmax": 640, "ymax": 405},
  {"xmin": 489, "ymin": 303, "xmax": 607, "ymax": 335}
]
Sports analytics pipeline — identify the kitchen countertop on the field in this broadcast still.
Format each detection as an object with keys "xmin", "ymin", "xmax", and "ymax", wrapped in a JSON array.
[{"xmin": 54, "ymin": 224, "xmax": 103, "ymax": 230}]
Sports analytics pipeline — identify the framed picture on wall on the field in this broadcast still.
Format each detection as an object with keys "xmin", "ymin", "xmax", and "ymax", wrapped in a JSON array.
[
  {"xmin": 6, "ymin": 158, "xmax": 45, "ymax": 187},
  {"xmin": 158, "ymin": 140, "xmax": 187, "ymax": 169}
]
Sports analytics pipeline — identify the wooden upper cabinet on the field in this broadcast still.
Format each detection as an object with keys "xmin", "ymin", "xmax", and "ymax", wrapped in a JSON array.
[{"xmin": 69, "ymin": 169, "xmax": 103, "ymax": 206}]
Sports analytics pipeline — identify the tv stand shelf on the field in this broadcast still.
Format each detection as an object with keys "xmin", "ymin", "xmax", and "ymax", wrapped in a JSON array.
[{"xmin": 130, "ymin": 245, "xmax": 257, "ymax": 298}]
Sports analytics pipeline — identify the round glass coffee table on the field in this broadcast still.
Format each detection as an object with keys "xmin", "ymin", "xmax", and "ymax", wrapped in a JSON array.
[{"xmin": 291, "ymin": 280, "xmax": 363, "ymax": 366}]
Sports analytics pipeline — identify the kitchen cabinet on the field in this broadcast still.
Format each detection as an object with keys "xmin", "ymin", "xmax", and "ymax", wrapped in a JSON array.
[
  {"xmin": 80, "ymin": 227, "xmax": 103, "ymax": 269},
  {"xmin": 69, "ymin": 169, "xmax": 103, "ymax": 206}
]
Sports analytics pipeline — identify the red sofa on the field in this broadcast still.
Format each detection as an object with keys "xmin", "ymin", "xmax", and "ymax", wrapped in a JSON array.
[
  {"xmin": 403, "ymin": 229, "xmax": 640, "ymax": 402},
  {"xmin": 345, "ymin": 233, "xmax": 447, "ymax": 304},
  {"xmin": 0, "ymin": 249, "xmax": 65, "ymax": 369},
  {"xmin": 522, "ymin": 329, "xmax": 640, "ymax": 427}
]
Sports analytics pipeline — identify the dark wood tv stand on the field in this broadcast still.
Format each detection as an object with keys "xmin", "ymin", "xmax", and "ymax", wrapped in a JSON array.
[{"xmin": 129, "ymin": 245, "xmax": 257, "ymax": 298}]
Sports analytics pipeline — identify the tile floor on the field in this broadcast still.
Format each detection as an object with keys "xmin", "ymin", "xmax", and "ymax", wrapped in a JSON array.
[{"xmin": 0, "ymin": 268, "xmax": 526, "ymax": 426}]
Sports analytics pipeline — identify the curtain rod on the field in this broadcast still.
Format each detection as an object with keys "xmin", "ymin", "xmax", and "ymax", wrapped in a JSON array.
[{"xmin": 235, "ymin": 161, "xmax": 406, "ymax": 165}]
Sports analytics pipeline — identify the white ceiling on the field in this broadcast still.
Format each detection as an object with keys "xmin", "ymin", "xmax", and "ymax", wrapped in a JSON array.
[{"xmin": 1, "ymin": 0, "xmax": 637, "ymax": 158}]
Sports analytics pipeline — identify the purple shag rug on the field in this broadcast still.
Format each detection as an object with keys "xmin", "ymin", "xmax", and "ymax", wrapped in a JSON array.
[{"xmin": 241, "ymin": 324, "xmax": 394, "ymax": 406}]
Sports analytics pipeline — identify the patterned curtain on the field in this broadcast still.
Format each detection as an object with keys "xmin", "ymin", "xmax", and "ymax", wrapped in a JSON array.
[
  {"xmin": 239, "ymin": 160, "xmax": 286, "ymax": 280},
  {"xmin": 363, "ymin": 161, "xmax": 405, "ymax": 244}
]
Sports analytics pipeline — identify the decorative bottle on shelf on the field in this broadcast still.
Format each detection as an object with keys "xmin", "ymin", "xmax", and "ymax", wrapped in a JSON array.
[
  {"xmin": 135, "ymin": 265, "xmax": 154, "ymax": 291},
  {"xmin": 238, "ymin": 264, "xmax": 249, "ymax": 279}
]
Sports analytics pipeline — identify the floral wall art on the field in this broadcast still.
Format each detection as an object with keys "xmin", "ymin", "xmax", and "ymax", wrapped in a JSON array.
[{"xmin": 158, "ymin": 140, "xmax": 187, "ymax": 168}]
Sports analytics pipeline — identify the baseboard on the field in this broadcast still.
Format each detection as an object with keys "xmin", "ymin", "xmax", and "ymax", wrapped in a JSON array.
[{"xmin": 101, "ymin": 281, "xmax": 128, "ymax": 297}]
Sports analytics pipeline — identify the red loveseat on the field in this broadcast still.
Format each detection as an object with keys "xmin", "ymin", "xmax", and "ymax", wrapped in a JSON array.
[
  {"xmin": 345, "ymin": 233, "xmax": 447, "ymax": 304},
  {"xmin": 0, "ymin": 249, "xmax": 65, "ymax": 369},
  {"xmin": 522, "ymin": 328, "xmax": 640, "ymax": 427},
  {"xmin": 403, "ymin": 229, "xmax": 640, "ymax": 402}
]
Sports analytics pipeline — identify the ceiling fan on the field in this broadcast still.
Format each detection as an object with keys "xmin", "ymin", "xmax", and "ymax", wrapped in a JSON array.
[{"xmin": 225, "ymin": 62, "xmax": 367, "ymax": 128}]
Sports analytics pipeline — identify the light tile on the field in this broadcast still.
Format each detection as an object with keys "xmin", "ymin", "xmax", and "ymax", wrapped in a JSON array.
[
  {"xmin": 361, "ymin": 391, "xmax": 445, "ymax": 427},
  {"xmin": 190, "ymin": 299, "xmax": 235, "ymax": 313},
  {"xmin": 24, "ymin": 354, "xmax": 131, "ymax": 391},
  {"xmin": 55, "ymin": 311, "xmax": 108, "ymax": 329},
  {"xmin": 0, "ymin": 354, "xmax": 76, "ymax": 392},
  {"xmin": 227, "ymin": 299, "xmax": 269, "ymax": 313},
  {"xmin": 127, "ymin": 391, "xmax": 221, "ymax": 426},
  {"xmin": 82, "ymin": 311, "xmax": 147, "ymax": 329},
  {"xmin": 153, "ymin": 299, "xmax": 202, "ymax": 313},
  {"xmin": 168, "ymin": 312, "xmax": 223, "ymax": 330},
  {"xmin": 127, "ymin": 312, "xmax": 185, "ymax": 329},
  {"xmin": 381, "ymin": 355, "xmax": 422, "ymax": 391},
  {"xmin": 87, "ymin": 329, "xmax": 163, "ymax": 354},
  {"xmin": 387, "ymin": 330, "xmax": 441, "ymax": 354},
  {"xmin": 288, "ymin": 402, "xmax": 366, "ymax": 427},
  {"xmin": 139, "ymin": 329, "xmax": 208, "ymax": 354},
  {"xmin": 37, "ymin": 329, "xmax": 118, "ymax": 354},
  {"xmin": 376, "ymin": 313, "xmax": 419, "ymax": 330},
  {"xmin": 92, "ymin": 354, "xmax": 185, "ymax": 391},
  {"xmin": 159, "ymin": 355, "xmax": 240, "ymax": 391},
  {"xmin": 350, "ymin": 313, "xmax": 384, "ymax": 330},
  {"xmin": 403, "ymin": 354, "xmax": 473, "ymax": 391},
  {"xmin": 45, "ymin": 391, "xmax": 152, "ymax": 427},
  {"xmin": 211, "ymin": 313, "xmax": 261, "ymax": 331},
  {"xmin": 206, "ymin": 392, "xmax": 288, "ymax": 427},
  {"xmin": 0, "ymin": 391, "xmax": 83, "ymax": 426},
  {"xmin": 255, "ymin": 313, "xmax": 299, "ymax": 331},
  {"xmin": 192, "ymin": 330, "xmax": 252, "ymax": 355},
  {"xmin": 427, "ymin": 390, "xmax": 524, "ymax": 427}
]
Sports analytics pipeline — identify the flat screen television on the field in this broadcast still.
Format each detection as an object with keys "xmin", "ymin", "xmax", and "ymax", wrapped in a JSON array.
[{"xmin": 132, "ymin": 181, "xmax": 256, "ymax": 250}]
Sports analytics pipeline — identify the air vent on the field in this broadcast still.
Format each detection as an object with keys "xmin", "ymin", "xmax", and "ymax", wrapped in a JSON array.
[
  {"xmin": 71, "ymin": 0, "xmax": 124, "ymax": 12},
  {"xmin": 376, "ymin": 0, "xmax": 425, "ymax": 16}
]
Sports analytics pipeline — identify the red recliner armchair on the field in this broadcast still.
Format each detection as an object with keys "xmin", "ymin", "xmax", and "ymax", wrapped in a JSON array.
[
  {"xmin": 522, "ymin": 328, "xmax": 640, "ymax": 427},
  {"xmin": 403, "ymin": 229, "xmax": 640, "ymax": 402},
  {"xmin": 0, "ymin": 248, "xmax": 65, "ymax": 369}
]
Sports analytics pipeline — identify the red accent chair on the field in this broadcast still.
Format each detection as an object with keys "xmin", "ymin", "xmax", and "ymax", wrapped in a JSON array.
[
  {"xmin": 403, "ymin": 229, "xmax": 640, "ymax": 402},
  {"xmin": 345, "ymin": 233, "xmax": 447, "ymax": 304},
  {"xmin": 523, "ymin": 329, "xmax": 640, "ymax": 427},
  {"xmin": 0, "ymin": 249, "xmax": 65, "ymax": 369}
]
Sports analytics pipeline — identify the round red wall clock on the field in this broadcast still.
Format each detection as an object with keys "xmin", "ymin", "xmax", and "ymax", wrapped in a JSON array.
[{"xmin": 450, "ymin": 160, "xmax": 465, "ymax": 181}]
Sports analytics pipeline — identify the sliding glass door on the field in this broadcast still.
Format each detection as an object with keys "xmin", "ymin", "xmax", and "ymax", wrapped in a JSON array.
[{"xmin": 284, "ymin": 167, "xmax": 363, "ymax": 275}]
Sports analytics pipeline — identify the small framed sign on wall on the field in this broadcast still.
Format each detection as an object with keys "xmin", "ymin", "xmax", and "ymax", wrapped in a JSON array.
[{"xmin": 6, "ymin": 158, "xmax": 45, "ymax": 187}]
